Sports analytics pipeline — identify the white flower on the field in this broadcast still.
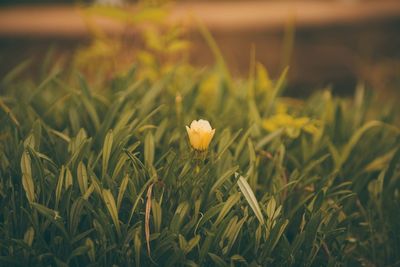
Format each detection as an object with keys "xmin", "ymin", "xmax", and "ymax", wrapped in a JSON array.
[{"xmin": 185, "ymin": 119, "xmax": 215, "ymax": 151}]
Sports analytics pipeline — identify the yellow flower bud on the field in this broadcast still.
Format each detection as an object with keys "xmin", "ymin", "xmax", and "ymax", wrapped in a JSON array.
[{"xmin": 185, "ymin": 119, "xmax": 215, "ymax": 151}]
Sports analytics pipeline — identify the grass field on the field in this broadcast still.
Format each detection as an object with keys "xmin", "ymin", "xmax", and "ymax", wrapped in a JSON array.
[{"xmin": 1, "ymin": 29, "xmax": 400, "ymax": 266}]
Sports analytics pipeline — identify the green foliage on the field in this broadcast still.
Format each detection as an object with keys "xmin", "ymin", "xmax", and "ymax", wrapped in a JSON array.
[{"xmin": 0, "ymin": 57, "xmax": 399, "ymax": 267}]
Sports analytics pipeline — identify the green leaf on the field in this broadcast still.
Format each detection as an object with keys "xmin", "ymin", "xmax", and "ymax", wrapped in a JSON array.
[
  {"xmin": 222, "ymin": 216, "xmax": 247, "ymax": 255},
  {"xmin": 216, "ymin": 129, "xmax": 241, "ymax": 161},
  {"xmin": 364, "ymin": 148, "xmax": 397, "ymax": 172},
  {"xmin": 83, "ymin": 184, "xmax": 95, "ymax": 200},
  {"xmin": 3, "ymin": 58, "xmax": 32, "ymax": 84},
  {"xmin": 31, "ymin": 203, "xmax": 68, "ymax": 238},
  {"xmin": 208, "ymin": 253, "xmax": 228, "ymax": 267},
  {"xmin": 117, "ymin": 174, "xmax": 129, "ymax": 211},
  {"xmin": 170, "ymin": 201, "xmax": 190, "ymax": 233},
  {"xmin": 134, "ymin": 227, "xmax": 141, "ymax": 267},
  {"xmin": 144, "ymin": 131, "xmax": 155, "ymax": 168},
  {"xmin": 112, "ymin": 141, "xmax": 140, "ymax": 180},
  {"xmin": 49, "ymin": 129, "xmax": 71, "ymax": 143},
  {"xmin": 269, "ymin": 219, "xmax": 289, "ymax": 252},
  {"xmin": 266, "ymin": 67, "xmax": 289, "ymax": 114},
  {"xmin": 234, "ymin": 127, "xmax": 253, "ymax": 160},
  {"xmin": 255, "ymin": 129, "xmax": 283, "ymax": 150},
  {"xmin": 0, "ymin": 97, "xmax": 20, "ymax": 127},
  {"xmin": 68, "ymin": 245, "xmax": 89, "ymax": 262},
  {"xmin": 69, "ymin": 198, "xmax": 86, "ymax": 236},
  {"xmin": 209, "ymin": 165, "xmax": 239, "ymax": 198},
  {"xmin": 77, "ymin": 161, "xmax": 89, "ymax": 195},
  {"xmin": 185, "ymin": 235, "xmax": 200, "ymax": 255},
  {"xmin": 102, "ymin": 130, "xmax": 114, "ymax": 178},
  {"xmin": 65, "ymin": 167, "xmax": 73, "ymax": 190},
  {"xmin": 21, "ymin": 151, "xmax": 35, "ymax": 203},
  {"xmin": 102, "ymin": 189, "xmax": 121, "ymax": 236},
  {"xmin": 128, "ymin": 178, "xmax": 154, "ymax": 225},
  {"xmin": 196, "ymin": 203, "xmax": 224, "ymax": 231},
  {"xmin": 236, "ymin": 174, "xmax": 265, "ymax": 225},
  {"xmin": 151, "ymin": 199, "xmax": 162, "ymax": 233},
  {"xmin": 81, "ymin": 96, "xmax": 100, "ymax": 131},
  {"xmin": 78, "ymin": 73, "xmax": 92, "ymax": 99},
  {"xmin": 337, "ymin": 120, "xmax": 387, "ymax": 170},
  {"xmin": 23, "ymin": 227, "xmax": 35, "ymax": 247},
  {"xmin": 85, "ymin": 238, "xmax": 96, "ymax": 262},
  {"xmin": 215, "ymin": 192, "xmax": 241, "ymax": 226},
  {"xmin": 266, "ymin": 197, "xmax": 276, "ymax": 219},
  {"xmin": 55, "ymin": 165, "xmax": 65, "ymax": 207}
]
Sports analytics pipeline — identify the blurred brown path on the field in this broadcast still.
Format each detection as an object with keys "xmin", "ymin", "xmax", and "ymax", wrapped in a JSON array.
[{"xmin": 0, "ymin": 1, "xmax": 400, "ymax": 37}]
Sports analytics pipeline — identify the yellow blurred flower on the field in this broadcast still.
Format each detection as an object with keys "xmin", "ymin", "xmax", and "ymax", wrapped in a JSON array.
[
  {"xmin": 186, "ymin": 119, "xmax": 215, "ymax": 151},
  {"xmin": 263, "ymin": 113, "xmax": 320, "ymax": 138}
]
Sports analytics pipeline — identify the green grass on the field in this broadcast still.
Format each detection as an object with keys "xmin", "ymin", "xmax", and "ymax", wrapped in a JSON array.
[{"xmin": 0, "ymin": 58, "xmax": 399, "ymax": 267}]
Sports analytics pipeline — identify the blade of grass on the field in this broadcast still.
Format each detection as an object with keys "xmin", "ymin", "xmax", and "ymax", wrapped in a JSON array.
[{"xmin": 236, "ymin": 173, "xmax": 265, "ymax": 225}]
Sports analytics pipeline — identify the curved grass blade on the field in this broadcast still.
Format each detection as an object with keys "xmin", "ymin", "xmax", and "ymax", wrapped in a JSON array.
[
  {"xmin": 102, "ymin": 130, "xmax": 113, "ymax": 178},
  {"xmin": 145, "ymin": 183, "xmax": 154, "ymax": 257},
  {"xmin": 102, "ymin": 189, "xmax": 121, "ymax": 236},
  {"xmin": 236, "ymin": 173, "xmax": 265, "ymax": 225},
  {"xmin": 21, "ymin": 151, "xmax": 35, "ymax": 203}
]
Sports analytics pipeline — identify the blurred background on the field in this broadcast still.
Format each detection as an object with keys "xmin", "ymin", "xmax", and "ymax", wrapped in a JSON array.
[{"xmin": 1, "ymin": 0, "xmax": 400, "ymax": 99}]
